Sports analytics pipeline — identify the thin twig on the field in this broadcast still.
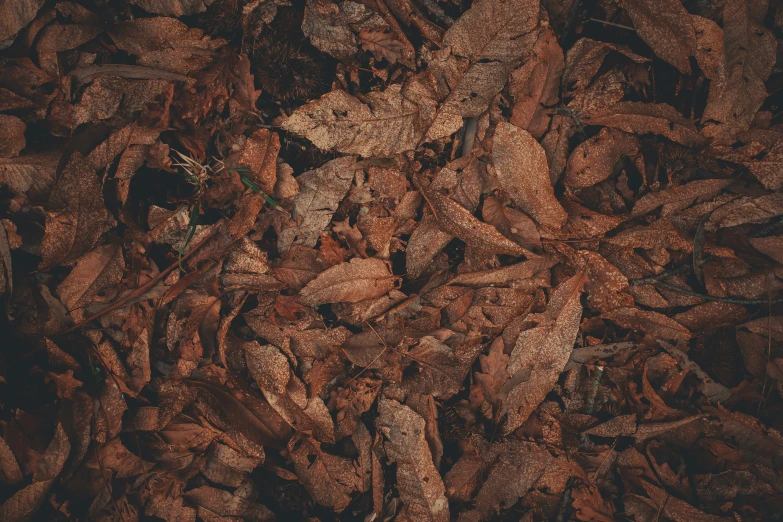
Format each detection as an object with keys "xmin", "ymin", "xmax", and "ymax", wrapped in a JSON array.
[
  {"xmin": 60, "ymin": 226, "xmax": 222, "ymax": 334},
  {"xmin": 416, "ymin": 0, "xmax": 454, "ymax": 27},
  {"xmin": 653, "ymin": 280, "xmax": 783, "ymax": 305},
  {"xmin": 588, "ymin": 18, "xmax": 636, "ymax": 31}
]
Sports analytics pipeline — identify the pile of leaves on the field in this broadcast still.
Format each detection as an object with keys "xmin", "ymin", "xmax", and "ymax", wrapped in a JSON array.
[{"xmin": 3, "ymin": 0, "xmax": 783, "ymax": 519}]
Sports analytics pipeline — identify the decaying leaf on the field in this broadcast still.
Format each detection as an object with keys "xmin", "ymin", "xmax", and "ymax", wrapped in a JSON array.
[
  {"xmin": 281, "ymin": 85, "xmax": 433, "ymax": 156},
  {"xmin": 424, "ymin": 0, "xmax": 540, "ymax": 140},
  {"xmin": 623, "ymin": 0, "xmax": 696, "ymax": 74},
  {"xmin": 299, "ymin": 257, "xmax": 396, "ymax": 305},
  {"xmin": 377, "ymin": 399, "xmax": 449, "ymax": 522},
  {"xmin": 587, "ymin": 102, "xmax": 707, "ymax": 146},
  {"xmin": 0, "ymin": 115, "xmax": 26, "ymax": 158},
  {"xmin": 289, "ymin": 434, "xmax": 360, "ymax": 511},
  {"xmin": 492, "ymin": 122, "xmax": 566, "ymax": 231},
  {"xmin": 40, "ymin": 152, "xmax": 113, "ymax": 269},
  {"xmin": 501, "ymin": 272, "xmax": 586, "ymax": 433}
]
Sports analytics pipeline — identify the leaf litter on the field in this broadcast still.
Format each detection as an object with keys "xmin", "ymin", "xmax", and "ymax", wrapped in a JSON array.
[{"xmin": 2, "ymin": 0, "xmax": 783, "ymax": 520}]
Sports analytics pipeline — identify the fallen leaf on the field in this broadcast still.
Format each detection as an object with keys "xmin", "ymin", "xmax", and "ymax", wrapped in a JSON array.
[
  {"xmin": 281, "ymin": 85, "xmax": 433, "ymax": 156},
  {"xmin": 457, "ymin": 442, "xmax": 556, "ymax": 522},
  {"xmin": 632, "ymin": 178, "xmax": 733, "ymax": 217},
  {"xmin": 564, "ymin": 128, "xmax": 640, "ymax": 190},
  {"xmin": 588, "ymin": 102, "xmax": 707, "ymax": 146},
  {"xmin": 749, "ymin": 235, "xmax": 783, "ymax": 263},
  {"xmin": 424, "ymin": 0, "xmax": 540, "ymax": 140},
  {"xmin": 32, "ymin": 422, "xmax": 70, "ymax": 482},
  {"xmin": 604, "ymin": 307, "xmax": 691, "ymax": 341},
  {"xmin": 417, "ymin": 177, "xmax": 529, "ymax": 256},
  {"xmin": 45, "ymin": 371, "xmax": 83, "ymax": 400},
  {"xmin": 56, "ymin": 243, "xmax": 124, "ymax": 313},
  {"xmin": 280, "ymin": 156, "xmax": 357, "ymax": 251},
  {"xmin": 509, "ymin": 27, "xmax": 564, "ymax": 138},
  {"xmin": 377, "ymin": 399, "xmax": 449, "ymax": 522},
  {"xmin": 492, "ymin": 122, "xmax": 567, "ymax": 231},
  {"xmin": 39, "ymin": 152, "xmax": 113, "ymax": 269},
  {"xmin": 288, "ymin": 434, "xmax": 360, "ymax": 511},
  {"xmin": 224, "ymin": 128, "xmax": 279, "ymax": 194},
  {"xmin": 0, "ymin": 115, "xmax": 26, "ymax": 158},
  {"xmin": 0, "ymin": 438, "xmax": 23, "ymax": 484},
  {"xmin": 128, "ymin": 0, "xmax": 217, "ymax": 16},
  {"xmin": 359, "ymin": 28, "xmax": 410, "ymax": 64},
  {"xmin": 623, "ymin": 0, "xmax": 696, "ymax": 74},
  {"xmin": 0, "ymin": 480, "xmax": 53, "ymax": 522},
  {"xmin": 299, "ymin": 257, "xmax": 396, "ymax": 305},
  {"xmin": 0, "ymin": 0, "xmax": 45, "ymax": 46},
  {"xmin": 501, "ymin": 272, "xmax": 586, "ymax": 433},
  {"xmin": 701, "ymin": 0, "xmax": 776, "ymax": 143}
]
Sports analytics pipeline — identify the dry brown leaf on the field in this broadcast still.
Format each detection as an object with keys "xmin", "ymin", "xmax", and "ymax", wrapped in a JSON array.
[
  {"xmin": 492, "ymin": 122, "xmax": 566, "ymax": 231},
  {"xmin": 359, "ymin": 28, "xmax": 411, "ymax": 65},
  {"xmin": 631, "ymin": 178, "xmax": 733, "ymax": 217},
  {"xmin": 128, "ymin": 0, "xmax": 217, "ymax": 16},
  {"xmin": 0, "ymin": 115, "xmax": 25, "ymax": 158},
  {"xmin": 692, "ymin": 15, "xmax": 724, "ymax": 80},
  {"xmin": 185, "ymin": 484, "xmax": 275, "ymax": 520},
  {"xmin": 39, "ymin": 152, "xmax": 113, "ymax": 269},
  {"xmin": 110, "ymin": 17, "xmax": 225, "ymax": 75},
  {"xmin": 224, "ymin": 128, "xmax": 279, "ymax": 195},
  {"xmin": 281, "ymin": 85, "xmax": 433, "ymax": 156},
  {"xmin": 701, "ymin": 0, "xmax": 776, "ymax": 143},
  {"xmin": 604, "ymin": 307, "xmax": 691, "ymax": 341},
  {"xmin": 377, "ymin": 398, "xmax": 449, "ymax": 522},
  {"xmin": 501, "ymin": 272, "xmax": 585, "ymax": 433},
  {"xmin": 56, "ymin": 243, "xmax": 124, "ymax": 313},
  {"xmin": 45, "ymin": 370, "xmax": 83, "ymax": 400},
  {"xmin": 509, "ymin": 27, "xmax": 564, "ymax": 138},
  {"xmin": 0, "ymin": 480, "xmax": 53, "ymax": 522},
  {"xmin": 0, "ymin": 0, "xmax": 45, "ymax": 46},
  {"xmin": 245, "ymin": 342, "xmax": 335, "ymax": 442},
  {"xmin": 563, "ymin": 38, "xmax": 647, "ymax": 93},
  {"xmin": 623, "ymin": 0, "xmax": 696, "ymax": 74},
  {"xmin": 288, "ymin": 434, "xmax": 360, "ymax": 511},
  {"xmin": 749, "ymin": 235, "xmax": 783, "ymax": 263},
  {"xmin": 280, "ymin": 156, "xmax": 357, "ymax": 251},
  {"xmin": 302, "ymin": 0, "xmax": 387, "ymax": 60},
  {"xmin": 474, "ymin": 338, "xmax": 509, "ymax": 414},
  {"xmin": 587, "ymin": 101, "xmax": 707, "ymax": 146},
  {"xmin": 0, "ymin": 149, "xmax": 59, "ymax": 202},
  {"xmin": 711, "ymin": 137, "xmax": 783, "ymax": 190},
  {"xmin": 32, "ymin": 422, "xmax": 70, "ymax": 482},
  {"xmin": 450, "ymin": 258, "xmax": 551, "ymax": 288},
  {"xmin": 564, "ymin": 128, "xmax": 640, "ymax": 190},
  {"xmin": 424, "ymin": 0, "xmax": 540, "ymax": 140},
  {"xmin": 405, "ymin": 214, "xmax": 453, "ymax": 279},
  {"xmin": 457, "ymin": 442, "xmax": 555, "ymax": 522},
  {"xmin": 417, "ymin": 177, "xmax": 528, "ymax": 256},
  {"xmin": 299, "ymin": 257, "xmax": 396, "ymax": 305},
  {"xmin": 0, "ymin": 437, "xmax": 22, "ymax": 485}
]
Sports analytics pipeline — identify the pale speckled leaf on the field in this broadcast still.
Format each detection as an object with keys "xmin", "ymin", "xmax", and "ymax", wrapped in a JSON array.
[
  {"xmin": 587, "ymin": 102, "xmax": 707, "ymax": 146},
  {"xmin": 417, "ymin": 177, "xmax": 528, "ymax": 256},
  {"xmin": 0, "ymin": 0, "xmax": 45, "ymax": 45},
  {"xmin": 128, "ymin": 0, "xmax": 217, "ymax": 16},
  {"xmin": 281, "ymin": 85, "xmax": 433, "ymax": 156},
  {"xmin": 56, "ymin": 243, "xmax": 124, "ymax": 313},
  {"xmin": 299, "ymin": 257, "xmax": 396, "ymax": 305},
  {"xmin": 492, "ymin": 122, "xmax": 566, "ymax": 231},
  {"xmin": 501, "ymin": 272, "xmax": 586, "ymax": 433},
  {"xmin": 377, "ymin": 399, "xmax": 449, "ymax": 522},
  {"xmin": 623, "ymin": 0, "xmax": 696, "ymax": 74},
  {"xmin": 424, "ymin": 0, "xmax": 540, "ymax": 140}
]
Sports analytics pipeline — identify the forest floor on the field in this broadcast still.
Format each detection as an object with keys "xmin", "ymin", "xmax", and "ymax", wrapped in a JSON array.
[{"xmin": 1, "ymin": 0, "xmax": 783, "ymax": 520}]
